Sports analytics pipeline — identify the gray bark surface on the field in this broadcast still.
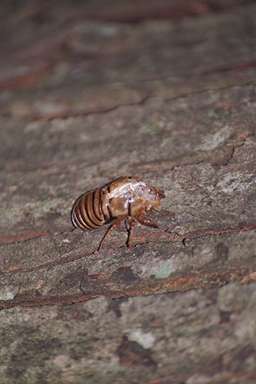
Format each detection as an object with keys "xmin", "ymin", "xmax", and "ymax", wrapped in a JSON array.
[{"xmin": 0, "ymin": 2, "xmax": 256, "ymax": 383}]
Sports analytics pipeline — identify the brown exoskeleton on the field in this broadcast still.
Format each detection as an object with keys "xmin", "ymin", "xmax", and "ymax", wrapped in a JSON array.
[{"xmin": 71, "ymin": 176, "xmax": 165, "ymax": 251}]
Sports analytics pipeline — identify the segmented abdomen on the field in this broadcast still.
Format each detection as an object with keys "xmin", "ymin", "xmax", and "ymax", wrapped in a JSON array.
[{"xmin": 71, "ymin": 188, "xmax": 108, "ymax": 230}]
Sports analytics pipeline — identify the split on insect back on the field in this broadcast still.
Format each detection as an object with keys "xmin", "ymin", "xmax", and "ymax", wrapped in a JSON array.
[{"xmin": 71, "ymin": 176, "xmax": 165, "ymax": 251}]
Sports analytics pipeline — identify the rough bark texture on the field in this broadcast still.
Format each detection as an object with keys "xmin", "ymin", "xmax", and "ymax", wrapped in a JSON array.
[{"xmin": 1, "ymin": 1, "xmax": 256, "ymax": 383}]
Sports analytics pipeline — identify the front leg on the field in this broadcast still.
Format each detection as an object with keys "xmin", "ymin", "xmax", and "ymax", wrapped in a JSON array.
[
  {"xmin": 135, "ymin": 214, "xmax": 159, "ymax": 229},
  {"xmin": 124, "ymin": 217, "xmax": 136, "ymax": 248}
]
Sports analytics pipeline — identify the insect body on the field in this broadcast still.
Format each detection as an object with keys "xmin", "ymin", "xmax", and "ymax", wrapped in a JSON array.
[{"xmin": 71, "ymin": 176, "xmax": 165, "ymax": 251}]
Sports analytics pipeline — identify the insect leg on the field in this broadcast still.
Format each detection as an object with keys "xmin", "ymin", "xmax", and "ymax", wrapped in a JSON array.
[
  {"xmin": 135, "ymin": 215, "xmax": 159, "ymax": 229},
  {"xmin": 125, "ymin": 201, "xmax": 133, "ymax": 248},
  {"xmin": 97, "ymin": 217, "xmax": 124, "ymax": 251},
  {"xmin": 125, "ymin": 217, "xmax": 136, "ymax": 248}
]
